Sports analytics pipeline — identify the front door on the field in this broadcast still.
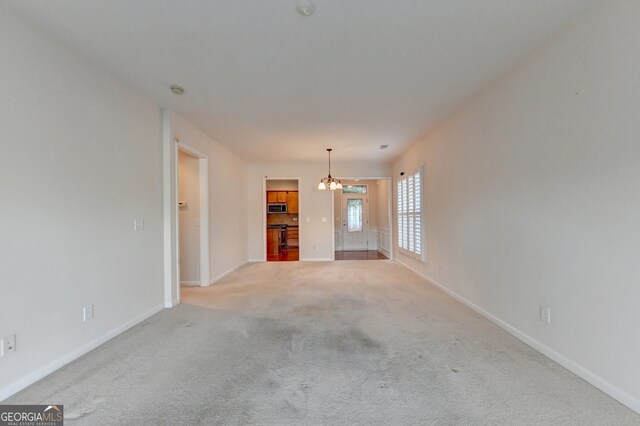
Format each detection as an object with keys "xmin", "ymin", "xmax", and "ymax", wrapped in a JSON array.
[{"xmin": 341, "ymin": 193, "xmax": 369, "ymax": 250}]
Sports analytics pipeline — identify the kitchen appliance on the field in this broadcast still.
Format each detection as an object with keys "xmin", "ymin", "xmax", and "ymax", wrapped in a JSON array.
[
  {"xmin": 267, "ymin": 224, "xmax": 288, "ymax": 250},
  {"xmin": 268, "ymin": 204, "xmax": 287, "ymax": 214}
]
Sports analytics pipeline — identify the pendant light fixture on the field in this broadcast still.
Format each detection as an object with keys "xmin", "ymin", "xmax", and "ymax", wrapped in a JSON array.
[{"xmin": 318, "ymin": 148, "xmax": 343, "ymax": 190}]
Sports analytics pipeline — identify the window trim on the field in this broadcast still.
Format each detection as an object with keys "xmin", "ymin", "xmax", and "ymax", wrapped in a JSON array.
[
  {"xmin": 397, "ymin": 165, "xmax": 426, "ymax": 263},
  {"xmin": 341, "ymin": 184, "xmax": 368, "ymax": 194}
]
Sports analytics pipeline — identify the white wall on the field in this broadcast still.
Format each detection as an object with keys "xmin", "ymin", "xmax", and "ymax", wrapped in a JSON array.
[
  {"xmin": 393, "ymin": 0, "xmax": 640, "ymax": 412},
  {"xmin": 266, "ymin": 180, "xmax": 298, "ymax": 191},
  {"xmin": 0, "ymin": 9, "xmax": 164, "ymax": 398},
  {"xmin": 248, "ymin": 163, "xmax": 391, "ymax": 261},
  {"xmin": 178, "ymin": 151, "xmax": 200, "ymax": 284},
  {"xmin": 376, "ymin": 180, "xmax": 390, "ymax": 231},
  {"xmin": 170, "ymin": 113, "xmax": 248, "ymax": 284},
  {"xmin": 376, "ymin": 179, "xmax": 392, "ymax": 256}
]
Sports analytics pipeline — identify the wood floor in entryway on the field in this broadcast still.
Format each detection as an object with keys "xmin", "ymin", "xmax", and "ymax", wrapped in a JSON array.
[
  {"xmin": 335, "ymin": 250, "xmax": 388, "ymax": 260},
  {"xmin": 267, "ymin": 248, "xmax": 299, "ymax": 262}
]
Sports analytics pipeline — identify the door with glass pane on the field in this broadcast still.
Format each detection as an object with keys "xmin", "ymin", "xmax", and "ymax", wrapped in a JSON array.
[{"xmin": 341, "ymin": 193, "xmax": 369, "ymax": 250}]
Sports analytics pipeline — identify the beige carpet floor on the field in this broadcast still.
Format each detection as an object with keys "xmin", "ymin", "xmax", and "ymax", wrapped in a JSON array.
[{"xmin": 6, "ymin": 261, "xmax": 639, "ymax": 424}]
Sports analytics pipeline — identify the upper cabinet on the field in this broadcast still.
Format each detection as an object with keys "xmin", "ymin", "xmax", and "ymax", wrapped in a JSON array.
[
  {"xmin": 287, "ymin": 191, "xmax": 299, "ymax": 214},
  {"xmin": 267, "ymin": 191, "xmax": 299, "ymax": 214}
]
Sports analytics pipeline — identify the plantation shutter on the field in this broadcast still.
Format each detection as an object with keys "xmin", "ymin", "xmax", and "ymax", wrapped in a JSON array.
[
  {"xmin": 397, "ymin": 166, "xmax": 425, "ymax": 261},
  {"xmin": 413, "ymin": 170, "xmax": 422, "ymax": 257}
]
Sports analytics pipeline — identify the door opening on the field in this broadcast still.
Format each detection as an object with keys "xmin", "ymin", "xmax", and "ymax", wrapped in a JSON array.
[
  {"xmin": 178, "ymin": 150, "xmax": 201, "ymax": 286},
  {"xmin": 264, "ymin": 178, "xmax": 300, "ymax": 262},
  {"xmin": 174, "ymin": 141, "xmax": 210, "ymax": 297},
  {"xmin": 342, "ymin": 186, "xmax": 369, "ymax": 250},
  {"xmin": 334, "ymin": 178, "xmax": 393, "ymax": 260}
]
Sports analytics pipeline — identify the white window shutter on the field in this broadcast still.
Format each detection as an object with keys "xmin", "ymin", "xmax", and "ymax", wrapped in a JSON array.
[{"xmin": 397, "ymin": 166, "xmax": 425, "ymax": 261}]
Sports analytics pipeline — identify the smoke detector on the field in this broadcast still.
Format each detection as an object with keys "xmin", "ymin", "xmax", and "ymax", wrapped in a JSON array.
[
  {"xmin": 170, "ymin": 85, "xmax": 185, "ymax": 95},
  {"xmin": 296, "ymin": 0, "xmax": 315, "ymax": 16}
]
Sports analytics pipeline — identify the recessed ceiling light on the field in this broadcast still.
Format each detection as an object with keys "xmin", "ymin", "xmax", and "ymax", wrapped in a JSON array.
[
  {"xmin": 170, "ymin": 85, "xmax": 185, "ymax": 95},
  {"xmin": 296, "ymin": 0, "xmax": 315, "ymax": 16},
  {"xmin": 380, "ymin": 144, "xmax": 389, "ymax": 149}
]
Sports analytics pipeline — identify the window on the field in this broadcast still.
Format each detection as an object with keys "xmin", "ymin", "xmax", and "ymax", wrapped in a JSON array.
[
  {"xmin": 346, "ymin": 199, "xmax": 363, "ymax": 232},
  {"xmin": 397, "ymin": 166, "xmax": 425, "ymax": 261},
  {"xmin": 342, "ymin": 185, "xmax": 367, "ymax": 194}
]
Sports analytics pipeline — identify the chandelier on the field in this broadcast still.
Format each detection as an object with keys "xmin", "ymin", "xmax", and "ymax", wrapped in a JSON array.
[{"xmin": 318, "ymin": 148, "xmax": 343, "ymax": 190}]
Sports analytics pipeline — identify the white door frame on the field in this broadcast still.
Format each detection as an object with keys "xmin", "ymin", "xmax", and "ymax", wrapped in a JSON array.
[
  {"xmin": 262, "ymin": 177, "xmax": 301, "ymax": 261},
  {"xmin": 332, "ymin": 177, "xmax": 394, "ymax": 261},
  {"xmin": 163, "ymin": 110, "xmax": 211, "ymax": 308},
  {"xmin": 340, "ymin": 185, "xmax": 370, "ymax": 251},
  {"xmin": 178, "ymin": 143, "xmax": 210, "ymax": 288}
]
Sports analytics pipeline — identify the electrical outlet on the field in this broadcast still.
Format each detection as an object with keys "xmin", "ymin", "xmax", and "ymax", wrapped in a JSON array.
[
  {"xmin": 133, "ymin": 219, "xmax": 144, "ymax": 231},
  {"xmin": 540, "ymin": 306, "xmax": 551, "ymax": 324},
  {"xmin": 1, "ymin": 335, "xmax": 16, "ymax": 356},
  {"xmin": 83, "ymin": 304, "xmax": 94, "ymax": 322}
]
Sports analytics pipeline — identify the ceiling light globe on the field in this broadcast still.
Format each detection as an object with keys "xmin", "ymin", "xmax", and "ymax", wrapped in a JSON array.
[
  {"xmin": 329, "ymin": 181, "xmax": 337, "ymax": 190},
  {"xmin": 296, "ymin": 0, "xmax": 315, "ymax": 16},
  {"xmin": 170, "ymin": 85, "xmax": 185, "ymax": 95},
  {"xmin": 318, "ymin": 181, "xmax": 326, "ymax": 190}
]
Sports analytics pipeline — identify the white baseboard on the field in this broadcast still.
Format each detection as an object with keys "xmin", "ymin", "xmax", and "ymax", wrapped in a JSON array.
[
  {"xmin": 165, "ymin": 298, "xmax": 179, "ymax": 308},
  {"xmin": 180, "ymin": 281, "xmax": 200, "ymax": 286},
  {"xmin": 208, "ymin": 262, "xmax": 247, "ymax": 285},
  {"xmin": 377, "ymin": 248, "xmax": 391, "ymax": 258},
  {"xmin": 301, "ymin": 258, "xmax": 333, "ymax": 262},
  {"xmin": 248, "ymin": 258, "xmax": 264, "ymax": 263},
  {"xmin": 0, "ymin": 304, "xmax": 164, "ymax": 402},
  {"xmin": 394, "ymin": 259, "xmax": 640, "ymax": 415}
]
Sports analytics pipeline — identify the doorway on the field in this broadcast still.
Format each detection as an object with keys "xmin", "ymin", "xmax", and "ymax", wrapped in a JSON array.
[
  {"xmin": 178, "ymin": 150, "xmax": 201, "ymax": 286},
  {"xmin": 334, "ymin": 178, "xmax": 393, "ymax": 261},
  {"xmin": 341, "ymin": 186, "xmax": 369, "ymax": 250},
  {"xmin": 175, "ymin": 142, "xmax": 210, "ymax": 293},
  {"xmin": 264, "ymin": 178, "xmax": 300, "ymax": 262}
]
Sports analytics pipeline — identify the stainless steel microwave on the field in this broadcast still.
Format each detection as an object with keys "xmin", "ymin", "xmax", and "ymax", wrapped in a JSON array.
[{"xmin": 268, "ymin": 204, "xmax": 287, "ymax": 214}]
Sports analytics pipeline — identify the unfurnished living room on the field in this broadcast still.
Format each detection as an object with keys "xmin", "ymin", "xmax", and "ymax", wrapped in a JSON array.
[{"xmin": 1, "ymin": 0, "xmax": 639, "ymax": 424}]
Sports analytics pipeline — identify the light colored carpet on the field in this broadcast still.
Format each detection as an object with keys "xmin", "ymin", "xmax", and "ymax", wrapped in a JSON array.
[{"xmin": 6, "ymin": 261, "xmax": 639, "ymax": 425}]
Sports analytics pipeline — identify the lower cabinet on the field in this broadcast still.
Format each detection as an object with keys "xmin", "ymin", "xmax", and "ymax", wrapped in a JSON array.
[
  {"xmin": 287, "ymin": 227, "xmax": 299, "ymax": 248},
  {"xmin": 267, "ymin": 228, "xmax": 280, "ymax": 255}
]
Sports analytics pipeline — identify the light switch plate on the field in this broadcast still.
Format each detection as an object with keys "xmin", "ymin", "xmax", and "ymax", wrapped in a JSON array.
[
  {"xmin": 540, "ymin": 306, "xmax": 551, "ymax": 324},
  {"xmin": 1, "ymin": 335, "xmax": 16, "ymax": 356},
  {"xmin": 83, "ymin": 304, "xmax": 94, "ymax": 322}
]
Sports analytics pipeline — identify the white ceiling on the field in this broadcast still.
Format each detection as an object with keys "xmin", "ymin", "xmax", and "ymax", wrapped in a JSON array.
[{"xmin": 7, "ymin": 0, "xmax": 601, "ymax": 163}]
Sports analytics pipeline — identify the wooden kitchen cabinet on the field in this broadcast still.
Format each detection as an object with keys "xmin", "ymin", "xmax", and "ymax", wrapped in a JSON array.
[
  {"xmin": 267, "ymin": 228, "xmax": 280, "ymax": 255},
  {"xmin": 287, "ymin": 227, "xmax": 299, "ymax": 248},
  {"xmin": 267, "ymin": 190, "xmax": 298, "ymax": 213},
  {"xmin": 287, "ymin": 191, "xmax": 299, "ymax": 214}
]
